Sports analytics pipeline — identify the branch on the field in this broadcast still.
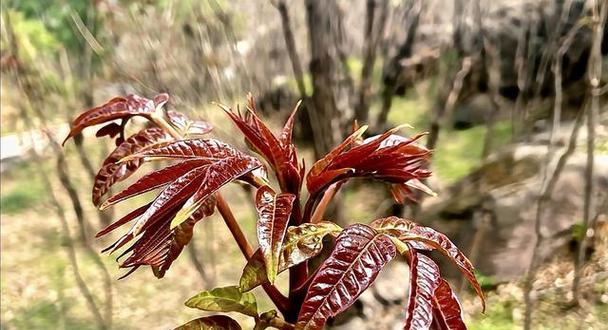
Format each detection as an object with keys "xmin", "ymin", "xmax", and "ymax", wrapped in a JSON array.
[
  {"xmin": 354, "ymin": 0, "xmax": 389, "ymax": 123},
  {"xmin": 573, "ymin": 0, "xmax": 606, "ymax": 305}
]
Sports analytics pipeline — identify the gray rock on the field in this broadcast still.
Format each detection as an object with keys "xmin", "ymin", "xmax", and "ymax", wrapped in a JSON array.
[{"xmin": 419, "ymin": 143, "xmax": 608, "ymax": 281}]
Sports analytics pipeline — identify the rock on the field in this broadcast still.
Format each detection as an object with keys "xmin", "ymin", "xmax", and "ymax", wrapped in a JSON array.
[
  {"xmin": 418, "ymin": 142, "xmax": 608, "ymax": 282},
  {"xmin": 452, "ymin": 93, "xmax": 495, "ymax": 129}
]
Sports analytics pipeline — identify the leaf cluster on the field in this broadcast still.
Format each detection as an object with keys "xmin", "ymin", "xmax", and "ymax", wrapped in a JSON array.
[{"xmin": 63, "ymin": 93, "xmax": 484, "ymax": 329}]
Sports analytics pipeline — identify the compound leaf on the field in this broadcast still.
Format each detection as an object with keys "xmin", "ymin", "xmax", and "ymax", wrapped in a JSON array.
[{"xmin": 295, "ymin": 224, "xmax": 396, "ymax": 330}]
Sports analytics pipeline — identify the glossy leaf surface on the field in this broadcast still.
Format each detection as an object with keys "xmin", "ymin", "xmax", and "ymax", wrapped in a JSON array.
[
  {"xmin": 404, "ymin": 250, "xmax": 440, "ymax": 330},
  {"xmin": 239, "ymin": 222, "xmax": 342, "ymax": 292},
  {"xmin": 370, "ymin": 216, "xmax": 432, "ymax": 251},
  {"xmin": 430, "ymin": 279, "xmax": 466, "ymax": 330},
  {"xmin": 221, "ymin": 95, "xmax": 302, "ymax": 193},
  {"xmin": 255, "ymin": 186, "xmax": 296, "ymax": 283},
  {"xmin": 306, "ymin": 127, "xmax": 431, "ymax": 203},
  {"xmin": 185, "ymin": 286, "xmax": 258, "ymax": 317},
  {"xmin": 280, "ymin": 221, "xmax": 342, "ymax": 270},
  {"xmin": 402, "ymin": 226, "xmax": 485, "ymax": 310},
  {"xmin": 92, "ymin": 127, "xmax": 173, "ymax": 206},
  {"xmin": 174, "ymin": 315, "xmax": 242, "ymax": 330},
  {"xmin": 296, "ymin": 224, "xmax": 396, "ymax": 330},
  {"xmin": 118, "ymin": 195, "xmax": 216, "ymax": 278},
  {"xmin": 64, "ymin": 94, "xmax": 160, "ymax": 144},
  {"xmin": 167, "ymin": 110, "xmax": 213, "ymax": 137},
  {"xmin": 101, "ymin": 158, "xmax": 212, "ymax": 209},
  {"xmin": 122, "ymin": 138, "xmax": 242, "ymax": 162}
]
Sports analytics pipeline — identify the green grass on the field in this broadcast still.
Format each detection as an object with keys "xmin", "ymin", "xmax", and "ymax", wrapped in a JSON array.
[
  {"xmin": 432, "ymin": 121, "xmax": 512, "ymax": 183},
  {"xmin": 1, "ymin": 164, "xmax": 47, "ymax": 215},
  {"xmin": 468, "ymin": 300, "xmax": 515, "ymax": 330}
]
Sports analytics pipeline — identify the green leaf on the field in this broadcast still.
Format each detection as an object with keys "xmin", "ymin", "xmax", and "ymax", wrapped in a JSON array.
[
  {"xmin": 239, "ymin": 250, "xmax": 268, "ymax": 293},
  {"xmin": 239, "ymin": 222, "xmax": 342, "ymax": 292},
  {"xmin": 185, "ymin": 286, "xmax": 258, "ymax": 317},
  {"xmin": 280, "ymin": 221, "xmax": 343, "ymax": 270},
  {"xmin": 174, "ymin": 315, "xmax": 242, "ymax": 330}
]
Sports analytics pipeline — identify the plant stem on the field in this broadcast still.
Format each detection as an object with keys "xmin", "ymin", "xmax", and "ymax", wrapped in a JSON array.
[
  {"xmin": 217, "ymin": 194, "xmax": 290, "ymax": 314},
  {"xmin": 216, "ymin": 194, "xmax": 254, "ymax": 258},
  {"xmin": 310, "ymin": 183, "xmax": 341, "ymax": 223}
]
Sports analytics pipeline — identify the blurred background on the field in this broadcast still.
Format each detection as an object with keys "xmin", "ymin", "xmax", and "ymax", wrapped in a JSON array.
[{"xmin": 1, "ymin": 0, "xmax": 607, "ymax": 329}]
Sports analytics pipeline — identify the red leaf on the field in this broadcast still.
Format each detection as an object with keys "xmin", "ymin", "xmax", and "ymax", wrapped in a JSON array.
[
  {"xmin": 167, "ymin": 110, "xmax": 213, "ymax": 136},
  {"xmin": 103, "ymin": 165, "xmax": 210, "ymax": 254},
  {"xmin": 296, "ymin": 224, "xmax": 396, "ymax": 330},
  {"xmin": 92, "ymin": 127, "xmax": 173, "ymax": 206},
  {"xmin": 279, "ymin": 100, "xmax": 301, "ymax": 147},
  {"xmin": 176, "ymin": 315, "xmax": 241, "ymax": 330},
  {"xmin": 64, "ymin": 94, "xmax": 159, "ymax": 145},
  {"xmin": 114, "ymin": 154, "xmax": 260, "ymax": 250},
  {"xmin": 120, "ymin": 195, "xmax": 216, "ymax": 278},
  {"xmin": 404, "ymin": 250, "xmax": 441, "ymax": 330},
  {"xmin": 369, "ymin": 216, "xmax": 432, "ymax": 251},
  {"xmin": 175, "ymin": 315, "xmax": 242, "ymax": 330},
  {"xmin": 402, "ymin": 226, "xmax": 485, "ymax": 311},
  {"xmin": 221, "ymin": 95, "xmax": 302, "ymax": 193},
  {"xmin": 95, "ymin": 122, "xmax": 122, "ymax": 138},
  {"xmin": 255, "ymin": 186, "xmax": 296, "ymax": 283},
  {"xmin": 123, "ymin": 138, "xmax": 243, "ymax": 162},
  {"xmin": 96, "ymin": 203, "xmax": 151, "ymax": 238},
  {"xmin": 430, "ymin": 279, "xmax": 466, "ymax": 330},
  {"xmin": 306, "ymin": 127, "xmax": 431, "ymax": 200},
  {"xmin": 100, "ymin": 158, "xmax": 212, "ymax": 209}
]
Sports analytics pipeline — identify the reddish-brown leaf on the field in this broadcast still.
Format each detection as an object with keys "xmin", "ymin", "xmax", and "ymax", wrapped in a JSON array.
[
  {"xmin": 279, "ymin": 100, "xmax": 301, "ymax": 147},
  {"xmin": 64, "ymin": 94, "xmax": 159, "ymax": 145},
  {"xmin": 100, "ymin": 158, "xmax": 212, "ymax": 209},
  {"xmin": 92, "ymin": 127, "xmax": 173, "ymax": 206},
  {"xmin": 103, "ymin": 166, "xmax": 210, "ymax": 254},
  {"xmin": 119, "ymin": 195, "xmax": 216, "ymax": 278},
  {"xmin": 171, "ymin": 155, "xmax": 263, "ymax": 228},
  {"xmin": 167, "ymin": 110, "xmax": 213, "ymax": 137},
  {"xmin": 255, "ymin": 186, "xmax": 296, "ymax": 283},
  {"xmin": 96, "ymin": 203, "xmax": 151, "ymax": 238},
  {"xmin": 221, "ymin": 95, "xmax": 303, "ymax": 193},
  {"xmin": 174, "ymin": 315, "xmax": 242, "ymax": 330},
  {"xmin": 296, "ymin": 224, "xmax": 396, "ymax": 330},
  {"xmin": 123, "ymin": 138, "xmax": 242, "ymax": 162},
  {"xmin": 112, "ymin": 154, "xmax": 260, "ymax": 252},
  {"xmin": 306, "ymin": 127, "xmax": 431, "ymax": 200},
  {"xmin": 404, "ymin": 250, "xmax": 441, "ymax": 330},
  {"xmin": 95, "ymin": 122, "xmax": 122, "ymax": 139},
  {"xmin": 402, "ymin": 226, "xmax": 485, "ymax": 311},
  {"xmin": 370, "ymin": 216, "xmax": 432, "ymax": 251},
  {"xmin": 430, "ymin": 279, "xmax": 466, "ymax": 330}
]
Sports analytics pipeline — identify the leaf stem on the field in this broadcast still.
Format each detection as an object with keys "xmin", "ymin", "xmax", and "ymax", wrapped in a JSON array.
[
  {"xmin": 216, "ymin": 194, "xmax": 291, "ymax": 314},
  {"xmin": 310, "ymin": 182, "xmax": 341, "ymax": 223},
  {"xmin": 216, "ymin": 194, "xmax": 254, "ymax": 258}
]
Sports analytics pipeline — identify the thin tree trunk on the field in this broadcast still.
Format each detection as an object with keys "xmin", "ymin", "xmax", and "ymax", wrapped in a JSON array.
[
  {"xmin": 16, "ymin": 100, "xmax": 109, "ymax": 330},
  {"xmin": 188, "ymin": 240, "xmax": 214, "ymax": 286},
  {"xmin": 273, "ymin": 0, "xmax": 323, "ymax": 154},
  {"xmin": 16, "ymin": 79, "xmax": 115, "ymax": 328},
  {"xmin": 354, "ymin": 0, "xmax": 389, "ymax": 123},
  {"xmin": 523, "ymin": 109, "xmax": 585, "ymax": 330},
  {"xmin": 375, "ymin": 0, "xmax": 422, "ymax": 129},
  {"xmin": 572, "ymin": 0, "xmax": 606, "ymax": 305},
  {"xmin": 305, "ymin": 0, "xmax": 343, "ymax": 159},
  {"xmin": 426, "ymin": 57, "xmax": 473, "ymax": 151}
]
